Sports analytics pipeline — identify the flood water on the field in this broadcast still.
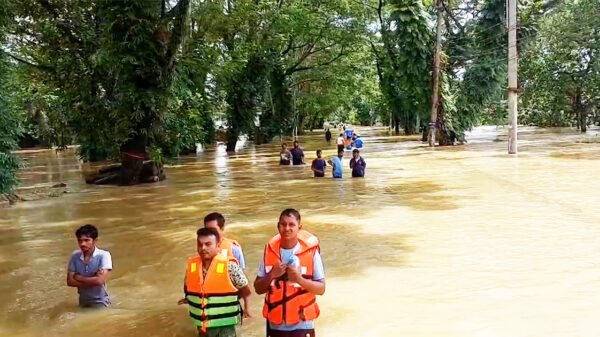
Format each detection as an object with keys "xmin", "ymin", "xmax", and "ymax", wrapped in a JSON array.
[{"xmin": 1, "ymin": 126, "xmax": 600, "ymax": 337}]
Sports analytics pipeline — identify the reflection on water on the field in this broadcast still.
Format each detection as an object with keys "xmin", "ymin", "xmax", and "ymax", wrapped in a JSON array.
[{"xmin": 1, "ymin": 126, "xmax": 600, "ymax": 337}]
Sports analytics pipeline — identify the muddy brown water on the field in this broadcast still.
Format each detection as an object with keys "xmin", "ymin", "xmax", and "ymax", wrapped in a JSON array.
[{"xmin": 1, "ymin": 126, "xmax": 600, "ymax": 337}]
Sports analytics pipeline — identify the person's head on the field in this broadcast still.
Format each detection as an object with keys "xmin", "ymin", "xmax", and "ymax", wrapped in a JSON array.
[
  {"xmin": 338, "ymin": 149, "xmax": 344, "ymax": 158},
  {"xmin": 196, "ymin": 227, "xmax": 220, "ymax": 260},
  {"xmin": 281, "ymin": 143, "xmax": 287, "ymax": 150},
  {"xmin": 278, "ymin": 209, "xmax": 302, "ymax": 242},
  {"xmin": 75, "ymin": 224, "xmax": 98, "ymax": 254},
  {"xmin": 293, "ymin": 140, "xmax": 299, "ymax": 148},
  {"xmin": 353, "ymin": 149, "xmax": 360, "ymax": 158},
  {"xmin": 339, "ymin": 133, "xmax": 343, "ymax": 137},
  {"xmin": 204, "ymin": 212, "xmax": 225, "ymax": 238},
  {"xmin": 316, "ymin": 149, "xmax": 322, "ymax": 158}
]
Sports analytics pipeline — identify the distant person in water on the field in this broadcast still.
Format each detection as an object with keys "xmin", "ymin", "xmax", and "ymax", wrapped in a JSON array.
[
  {"xmin": 349, "ymin": 149, "xmax": 366, "ymax": 177},
  {"xmin": 311, "ymin": 150, "xmax": 327, "ymax": 177},
  {"xmin": 328, "ymin": 149, "xmax": 344, "ymax": 178},
  {"xmin": 291, "ymin": 140, "xmax": 305, "ymax": 165},
  {"xmin": 67, "ymin": 224, "xmax": 112, "ymax": 308},
  {"xmin": 336, "ymin": 133, "xmax": 345, "ymax": 153},
  {"xmin": 280, "ymin": 144, "xmax": 292, "ymax": 165},
  {"xmin": 354, "ymin": 135, "xmax": 363, "ymax": 149},
  {"xmin": 325, "ymin": 129, "xmax": 332, "ymax": 143}
]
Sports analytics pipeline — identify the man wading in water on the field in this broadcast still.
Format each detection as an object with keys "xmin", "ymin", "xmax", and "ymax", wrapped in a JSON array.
[
  {"xmin": 254, "ymin": 209, "xmax": 325, "ymax": 337},
  {"xmin": 179, "ymin": 228, "xmax": 251, "ymax": 337},
  {"xmin": 66, "ymin": 224, "xmax": 113, "ymax": 308}
]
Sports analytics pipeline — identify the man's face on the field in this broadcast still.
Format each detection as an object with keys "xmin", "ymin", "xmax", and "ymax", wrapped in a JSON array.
[
  {"xmin": 204, "ymin": 220, "xmax": 224, "ymax": 239},
  {"xmin": 197, "ymin": 235, "xmax": 218, "ymax": 260},
  {"xmin": 278, "ymin": 215, "xmax": 301, "ymax": 241},
  {"xmin": 77, "ymin": 235, "xmax": 96, "ymax": 254},
  {"xmin": 338, "ymin": 151, "xmax": 344, "ymax": 158},
  {"xmin": 317, "ymin": 152, "xmax": 322, "ymax": 158},
  {"xmin": 353, "ymin": 151, "xmax": 359, "ymax": 159},
  {"xmin": 293, "ymin": 142, "xmax": 299, "ymax": 148}
]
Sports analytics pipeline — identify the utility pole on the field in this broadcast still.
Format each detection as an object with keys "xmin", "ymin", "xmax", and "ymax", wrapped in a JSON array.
[
  {"xmin": 428, "ymin": 0, "xmax": 443, "ymax": 147},
  {"xmin": 507, "ymin": 0, "xmax": 518, "ymax": 154}
]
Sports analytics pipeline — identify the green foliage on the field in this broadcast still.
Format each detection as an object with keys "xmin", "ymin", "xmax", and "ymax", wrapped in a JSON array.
[
  {"xmin": 520, "ymin": 0, "xmax": 600, "ymax": 128},
  {"xmin": 0, "ymin": 0, "xmax": 21, "ymax": 193},
  {"xmin": 373, "ymin": 0, "xmax": 433, "ymax": 134},
  {"xmin": 448, "ymin": 0, "xmax": 507, "ymax": 130}
]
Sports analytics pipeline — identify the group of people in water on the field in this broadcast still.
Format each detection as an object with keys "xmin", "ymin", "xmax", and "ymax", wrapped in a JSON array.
[
  {"xmin": 279, "ymin": 127, "xmax": 366, "ymax": 178},
  {"xmin": 67, "ymin": 209, "xmax": 323, "ymax": 337}
]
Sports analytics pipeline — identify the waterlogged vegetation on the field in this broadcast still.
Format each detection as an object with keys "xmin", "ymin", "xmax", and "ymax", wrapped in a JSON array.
[{"xmin": 1, "ymin": 0, "xmax": 599, "ymax": 192}]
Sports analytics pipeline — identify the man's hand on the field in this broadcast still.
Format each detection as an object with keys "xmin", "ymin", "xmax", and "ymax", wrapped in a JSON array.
[
  {"xmin": 177, "ymin": 298, "xmax": 188, "ymax": 305},
  {"xmin": 269, "ymin": 264, "xmax": 287, "ymax": 279},
  {"xmin": 286, "ymin": 265, "xmax": 303, "ymax": 284}
]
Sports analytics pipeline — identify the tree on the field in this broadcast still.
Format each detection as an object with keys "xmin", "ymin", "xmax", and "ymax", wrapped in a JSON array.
[
  {"xmin": 8, "ymin": 0, "xmax": 192, "ymax": 184},
  {"xmin": 520, "ymin": 0, "xmax": 600, "ymax": 131},
  {"xmin": 0, "ymin": 0, "xmax": 21, "ymax": 194},
  {"xmin": 371, "ymin": 0, "xmax": 433, "ymax": 135}
]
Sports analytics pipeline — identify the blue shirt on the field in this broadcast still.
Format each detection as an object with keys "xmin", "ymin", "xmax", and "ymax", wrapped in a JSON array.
[
  {"xmin": 231, "ymin": 244, "xmax": 246, "ymax": 269},
  {"xmin": 68, "ymin": 247, "xmax": 112, "ymax": 306},
  {"xmin": 330, "ymin": 156, "xmax": 343, "ymax": 178},
  {"xmin": 258, "ymin": 243, "xmax": 325, "ymax": 331}
]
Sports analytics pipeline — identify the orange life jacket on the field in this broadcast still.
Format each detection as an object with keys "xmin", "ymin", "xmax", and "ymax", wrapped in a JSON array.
[
  {"xmin": 218, "ymin": 237, "xmax": 241, "ymax": 260},
  {"xmin": 185, "ymin": 254, "xmax": 241, "ymax": 332},
  {"xmin": 262, "ymin": 230, "xmax": 321, "ymax": 325}
]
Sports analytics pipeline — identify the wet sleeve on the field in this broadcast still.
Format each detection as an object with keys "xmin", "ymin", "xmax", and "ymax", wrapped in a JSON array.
[
  {"xmin": 68, "ymin": 254, "xmax": 76, "ymax": 272},
  {"xmin": 228, "ymin": 262, "xmax": 249, "ymax": 289},
  {"xmin": 100, "ymin": 251, "xmax": 113, "ymax": 270},
  {"xmin": 257, "ymin": 251, "xmax": 267, "ymax": 278},
  {"xmin": 231, "ymin": 245, "xmax": 246, "ymax": 270},
  {"xmin": 312, "ymin": 251, "xmax": 325, "ymax": 281}
]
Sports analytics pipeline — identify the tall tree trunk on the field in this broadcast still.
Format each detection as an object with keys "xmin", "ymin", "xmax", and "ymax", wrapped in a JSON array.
[
  {"xmin": 226, "ymin": 128, "xmax": 239, "ymax": 152},
  {"xmin": 428, "ymin": 0, "xmax": 443, "ymax": 147},
  {"xmin": 577, "ymin": 92, "xmax": 586, "ymax": 133}
]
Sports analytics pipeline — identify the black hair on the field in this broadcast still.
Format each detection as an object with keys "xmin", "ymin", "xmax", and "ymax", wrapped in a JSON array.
[
  {"xmin": 75, "ymin": 224, "xmax": 98, "ymax": 239},
  {"xmin": 279, "ymin": 208, "xmax": 301, "ymax": 223},
  {"xmin": 316, "ymin": 149, "xmax": 322, "ymax": 155},
  {"xmin": 204, "ymin": 212, "xmax": 225, "ymax": 229},
  {"xmin": 353, "ymin": 149, "xmax": 359, "ymax": 153},
  {"xmin": 196, "ymin": 227, "xmax": 220, "ymax": 243}
]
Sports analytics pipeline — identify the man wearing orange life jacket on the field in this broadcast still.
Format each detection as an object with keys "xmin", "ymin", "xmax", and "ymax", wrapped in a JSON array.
[
  {"xmin": 254, "ymin": 209, "xmax": 326, "ymax": 337},
  {"xmin": 178, "ymin": 228, "xmax": 251, "ymax": 337}
]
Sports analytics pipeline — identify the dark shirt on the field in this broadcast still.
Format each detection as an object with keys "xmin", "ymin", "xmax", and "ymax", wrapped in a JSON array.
[
  {"xmin": 349, "ymin": 156, "xmax": 366, "ymax": 177},
  {"xmin": 290, "ymin": 147, "xmax": 304, "ymax": 165},
  {"xmin": 325, "ymin": 131, "xmax": 332, "ymax": 141},
  {"xmin": 311, "ymin": 158, "xmax": 327, "ymax": 177},
  {"xmin": 280, "ymin": 150, "xmax": 292, "ymax": 165}
]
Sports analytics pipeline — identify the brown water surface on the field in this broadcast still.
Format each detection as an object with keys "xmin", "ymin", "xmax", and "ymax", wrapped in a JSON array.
[{"xmin": 1, "ymin": 126, "xmax": 600, "ymax": 337}]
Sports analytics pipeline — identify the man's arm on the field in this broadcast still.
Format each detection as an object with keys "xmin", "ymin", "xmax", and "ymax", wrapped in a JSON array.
[
  {"xmin": 67, "ymin": 271, "xmax": 85, "ymax": 287},
  {"xmin": 287, "ymin": 266, "xmax": 326, "ymax": 295},
  {"xmin": 254, "ymin": 263, "xmax": 286, "ymax": 294},
  {"xmin": 73, "ymin": 269, "xmax": 111, "ymax": 287},
  {"xmin": 239, "ymin": 285, "xmax": 252, "ymax": 318}
]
